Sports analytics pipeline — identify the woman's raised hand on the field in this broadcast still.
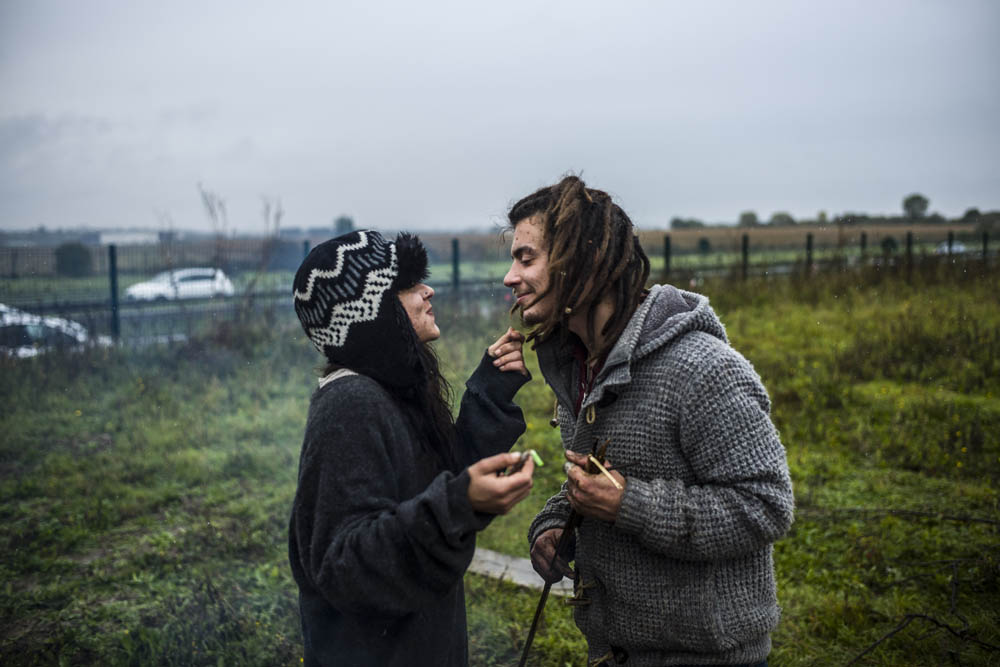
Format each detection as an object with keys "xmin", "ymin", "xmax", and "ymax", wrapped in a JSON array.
[{"xmin": 488, "ymin": 327, "xmax": 528, "ymax": 376}]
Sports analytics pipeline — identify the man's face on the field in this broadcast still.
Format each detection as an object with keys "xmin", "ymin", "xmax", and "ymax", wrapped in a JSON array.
[
  {"xmin": 398, "ymin": 283, "xmax": 440, "ymax": 343},
  {"xmin": 503, "ymin": 216, "xmax": 554, "ymax": 326}
]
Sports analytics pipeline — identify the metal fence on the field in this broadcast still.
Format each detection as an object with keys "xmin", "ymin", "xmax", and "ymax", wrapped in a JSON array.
[
  {"xmin": 0, "ymin": 237, "xmax": 517, "ymax": 350},
  {"xmin": 0, "ymin": 229, "xmax": 992, "ymax": 352}
]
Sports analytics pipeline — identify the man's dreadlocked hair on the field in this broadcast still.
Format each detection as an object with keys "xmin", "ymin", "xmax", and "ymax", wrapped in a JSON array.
[{"xmin": 508, "ymin": 175, "xmax": 650, "ymax": 362}]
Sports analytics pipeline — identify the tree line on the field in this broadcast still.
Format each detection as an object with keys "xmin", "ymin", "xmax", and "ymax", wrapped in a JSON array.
[{"xmin": 671, "ymin": 193, "xmax": 998, "ymax": 232}]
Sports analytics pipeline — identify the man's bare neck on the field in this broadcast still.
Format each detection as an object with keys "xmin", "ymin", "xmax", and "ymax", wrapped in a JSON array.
[{"xmin": 567, "ymin": 297, "xmax": 615, "ymax": 360}]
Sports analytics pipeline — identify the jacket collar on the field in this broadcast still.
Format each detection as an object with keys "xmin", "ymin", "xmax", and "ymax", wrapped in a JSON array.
[{"xmin": 536, "ymin": 284, "xmax": 717, "ymax": 411}]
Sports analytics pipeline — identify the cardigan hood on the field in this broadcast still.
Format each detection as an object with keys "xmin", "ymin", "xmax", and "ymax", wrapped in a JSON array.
[{"xmin": 537, "ymin": 284, "xmax": 727, "ymax": 411}]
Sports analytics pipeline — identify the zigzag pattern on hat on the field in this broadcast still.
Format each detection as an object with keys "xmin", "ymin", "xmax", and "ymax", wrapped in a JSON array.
[
  {"xmin": 294, "ymin": 231, "xmax": 399, "ymax": 350},
  {"xmin": 305, "ymin": 265, "xmax": 395, "ymax": 349},
  {"xmin": 294, "ymin": 231, "xmax": 396, "ymax": 303}
]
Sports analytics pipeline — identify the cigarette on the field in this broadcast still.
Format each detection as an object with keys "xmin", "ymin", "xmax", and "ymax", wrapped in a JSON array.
[
  {"xmin": 503, "ymin": 449, "xmax": 544, "ymax": 476},
  {"xmin": 588, "ymin": 454, "xmax": 623, "ymax": 490}
]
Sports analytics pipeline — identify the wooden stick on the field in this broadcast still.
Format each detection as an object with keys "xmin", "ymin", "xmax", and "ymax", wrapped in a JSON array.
[
  {"xmin": 517, "ymin": 515, "xmax": 578, "ymax": 667},
  {"xmin": 517, "ymin": 580, "xmax": 552, "ymax": 667},
  {"xmin": 519, "ymin": 440, "xmax": 607, "ymax": 666},
  {"xmin": 587, "ymin": 454, "xmax": 622, "ymax": 490}
]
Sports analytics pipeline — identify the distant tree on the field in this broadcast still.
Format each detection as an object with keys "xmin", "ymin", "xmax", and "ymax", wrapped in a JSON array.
[
  {"xmin": 962, "ymin": 208, "xmax": 981, "ymax": 223},
  {"xmin": 974, "ymin": 211, "xmax": 999, "ymax": 236},
  {"xmin": 55, "ymin": 242, "xmax": 93, "ymax": 277},
  {"xmin": 738, "ymin": 211, "xmax": 759, "ymax": 227},
  {"xmin": 198, "ymin": 183, "xmax": 228, "ymax": 236},
  {"xmin": 903, "ymin": 193, "xmax": 929, "ymax": 219},
  {"xmin": 198, "ymin": 183, "xmax": 231, "ymax": 270},
  {"xmin": 769, "ymin": 212, "xmax": 796, "ymax": 226},
  {"xmin": 817, "ymin": 210, "xmax": 828, "ymax": 224},
  {"xmin": 697, "ymin": 237, "xmax": 712, "ymax": 255},
  {"xmin": 261, "ymin": 197, "xmax": 284, "ymax": 237},
  {"xmin": 834, "ymin": 213, "xmax": 870, "ymax": 225},
  {"xmin": 335, "ymin": 215, "xmax": 355, "ymax": 235},
  {"xmin": 670, "ymin": 217, "xmax": 705, "ymax": 229},
  {"xmin": 880, "ymin": 236, "xmax": 898, "ymax": 255}
]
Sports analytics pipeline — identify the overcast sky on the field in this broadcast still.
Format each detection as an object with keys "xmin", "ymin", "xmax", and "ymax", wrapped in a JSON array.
[{"xmin": 1, "ymin": 0, "xmax": 997, "ymax": 234}]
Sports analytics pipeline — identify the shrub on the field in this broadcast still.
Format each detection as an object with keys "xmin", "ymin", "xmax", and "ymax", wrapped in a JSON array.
[{"xmin": 55, "ymin": 242, "xmax": 93, "ymax": 277}]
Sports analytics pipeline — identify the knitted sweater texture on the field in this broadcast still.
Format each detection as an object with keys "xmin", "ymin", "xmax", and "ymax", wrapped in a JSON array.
[
  {"xmin": 289, "ymin": 352, "xmax": 528, "ymax": 666},
  {"xmin": 528, "ymin": 284, "xmax": 794, "ymax": 666}
]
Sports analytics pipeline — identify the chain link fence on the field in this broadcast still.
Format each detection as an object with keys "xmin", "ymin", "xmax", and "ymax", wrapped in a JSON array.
[
  {"xmin": 1, "ymin": 228, "xmax": 991, "ymax": 355},
  {"xmin": 0, "ymin": 237, "xmax": 517, "ymax": 353}
]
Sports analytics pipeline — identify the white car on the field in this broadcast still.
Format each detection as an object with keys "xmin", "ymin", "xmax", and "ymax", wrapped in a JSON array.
[
  {"xmin": 934, "ymin": 241, "xmax": 968, "ymax": 255},
  {"xmin": 125, "ymin": 267, "xmax": 235, "ymax": 301},
  {"xmin": 0, "ymin": 304, "xmax": 112, "ymax": 358}
]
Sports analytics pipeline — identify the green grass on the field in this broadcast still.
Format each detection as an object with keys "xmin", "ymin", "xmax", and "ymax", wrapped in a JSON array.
[{"xmin": 2, "ymin": 264, "xmax": 999, "ymax": 665}]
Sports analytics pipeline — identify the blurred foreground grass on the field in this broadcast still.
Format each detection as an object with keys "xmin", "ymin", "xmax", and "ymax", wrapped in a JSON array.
[{"xmin": 1, "ymin": 263, "xmax": 998, "ymax": 665}]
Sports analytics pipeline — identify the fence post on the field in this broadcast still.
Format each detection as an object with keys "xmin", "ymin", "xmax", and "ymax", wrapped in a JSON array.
[
  {"xmin": 108, "ymin": 245, "xmax": 120, "ymax": 342},
  {"xmin": 741, "ymin": 234, "xmax": 749, "ymax": 281},
  {"xmin": 302, "ymin": 239, "xmax": 310, "ymax": 259},
  {"xmin": 663, "ymin": 234, "xmax": 671, "ymax": 281},
  {"xmin": 806, "ymin": 232, "xmax": 814, "ymax": 275},
  {"xmin": 860, "ymin": 231, "xmax": 867, "ymax": 263},
  {"xmin": 451, "ymin": 238, "xmax": 460, "ymax": 292},
  {"xmin": 906, "ymin": 231, "xmax": 914, "ymax": 279},
  {"xmin": 983, "ymin": 232, "xmax": 989, "ymax": 262},
  {"xmin": 947, "ymin": 230, "xmax": 955, "ymax": 255}
]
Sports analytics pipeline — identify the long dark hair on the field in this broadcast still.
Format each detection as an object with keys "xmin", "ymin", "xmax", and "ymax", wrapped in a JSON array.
[
  {"xmin": 321, "ymin": 301, "xmax": 459, "ymax": 472},
  {"xmin": 408, "ymin": 338, "xmax": 459, "ymax": 471},
  {"xmin": 508, "ymin": 174, "xmax": 650, "ymax": 361}
]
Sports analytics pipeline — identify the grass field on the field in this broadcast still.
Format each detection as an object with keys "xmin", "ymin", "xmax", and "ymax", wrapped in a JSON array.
[{"xmin": 1, "ymin": 262, "xmax": 998, "ymax": 665}]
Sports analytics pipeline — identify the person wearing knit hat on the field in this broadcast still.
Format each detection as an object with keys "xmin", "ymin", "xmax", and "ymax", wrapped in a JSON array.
[{"xmin": 288, "ymin": 229, "xmax": 535, "ymax": 666}]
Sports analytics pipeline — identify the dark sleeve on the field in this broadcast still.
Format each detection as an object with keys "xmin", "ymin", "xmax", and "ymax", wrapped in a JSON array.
[
  {"xmin": 452, "ymin": 350, "xmax": 530, "ymax": 467},
  {"xmin": 291, "ymin": 378, "xmax": 489, "ymax": 619},
  {"xmin": 527, "ymin": 482, "xmax": 573, "ymax": 554},
  {"xmin": 527, "ymin": 400, "xmax": 573, "ymax": 549}
]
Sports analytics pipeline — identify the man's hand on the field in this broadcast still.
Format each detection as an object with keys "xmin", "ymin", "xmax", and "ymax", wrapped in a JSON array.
[
  {"xmin": 530, "ymin": 528, "xmax": 575, "ymax": 583},
  {"xmin": 564, "ymin": 450, "xmax": 626, "ymax": 522},
  {"xmin": 488, "ymin": 327, "xmax": 529, "ymax": 376},
  {"xmin": 468, "ymin": 452, "xmax": 534, "ymax": 514}
]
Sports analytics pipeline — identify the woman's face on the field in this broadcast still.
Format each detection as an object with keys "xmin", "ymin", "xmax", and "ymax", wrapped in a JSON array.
[{"xmin": 398, "ymin": 283, "xmax": 440, "ymax": 343}]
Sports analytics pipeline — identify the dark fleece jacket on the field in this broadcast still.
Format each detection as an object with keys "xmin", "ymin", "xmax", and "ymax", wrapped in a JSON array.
[{"xmin": 289, "ymin": 352, "xmax": 528, "ymax": 666}]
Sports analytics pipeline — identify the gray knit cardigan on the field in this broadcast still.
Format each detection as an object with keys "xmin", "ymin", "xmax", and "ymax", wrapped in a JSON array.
[{"xmin": 528, "ymin": 284, "xmax": 795, "ymax": 666}]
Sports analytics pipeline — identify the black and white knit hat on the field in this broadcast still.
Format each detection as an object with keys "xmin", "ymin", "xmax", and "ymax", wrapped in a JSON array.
[{"xmin": 293, "ymin": 230, "xmax": 430, "ymax": 388}]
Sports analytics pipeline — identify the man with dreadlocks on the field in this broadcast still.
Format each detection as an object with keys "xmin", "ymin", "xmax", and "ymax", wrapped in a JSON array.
[
  {"xmin": 290, "ymin": 230, "xmax": 536, "ymax": 666},
  {"xmin": 505, "ymin": 176, "xmax": 794, "ymax": 667}
]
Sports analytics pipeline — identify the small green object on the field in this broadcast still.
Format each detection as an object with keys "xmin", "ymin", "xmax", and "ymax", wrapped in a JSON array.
[{"xmin": 529, "ymin": 449, "xmax": 544, "ymax": 467}]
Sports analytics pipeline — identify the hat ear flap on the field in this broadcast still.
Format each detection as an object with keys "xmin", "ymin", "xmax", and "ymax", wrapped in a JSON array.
[{"xmin": 393, "ymin": 232, "xmax": 429, "ymax": 290}]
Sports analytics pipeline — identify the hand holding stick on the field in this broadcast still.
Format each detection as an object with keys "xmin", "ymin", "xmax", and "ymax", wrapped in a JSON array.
[
  {"xmin": 518, "ymin": 439, "xmax": 609, "ymax": 667},
  {"xmin": 563, "ymin": 447, "xmax": 626, "ymax": 523}
]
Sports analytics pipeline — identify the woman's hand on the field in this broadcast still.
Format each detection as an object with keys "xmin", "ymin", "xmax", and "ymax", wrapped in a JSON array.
[
  {"xmin": 488, "ymin": 327, "xmax": 528, "ymax": 376},
  {"xmin": 467, "ymin": 451, "xmax": 534, "ymax": 514}
]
